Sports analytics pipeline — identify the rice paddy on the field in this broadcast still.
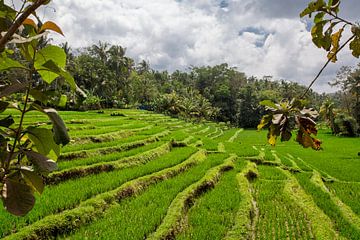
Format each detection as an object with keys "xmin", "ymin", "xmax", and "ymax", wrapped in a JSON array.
[{"xmin": 1, "ymin": 109, "xmax": 360, "ymax": 239}]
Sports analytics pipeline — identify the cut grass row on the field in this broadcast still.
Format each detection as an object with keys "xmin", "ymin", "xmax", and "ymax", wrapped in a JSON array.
[
  {"xmin": 63, "ymin": 153, "xmax": 228, "ymax": 240},
  {"xmin": 177, "ymin": 159, "xmax": 247, "ymax": 240},
  {"xmin": 48, "ymin": 141, "xmax": 173, "ymax": 184},
  {"xmin": 295, "ymin": 172, "xmax": 360, "ymax": 239},
  {"xmin": 253, "ymin": 179, "xmax": 313, "ymax": 240},
  {"xmin": 1, "ymin": 147, "xmax": 200, "ymax": 239},
  {"xmin": 59, "ymin": 130, "xmax": 169, "ymax": 161},
  {"xmin": 58, "ymin": 141, "xmax": 164, "ymax": 170},
  {"xmin": 148, "ymin": 154, "xmax": 237, "ymax": 239}
]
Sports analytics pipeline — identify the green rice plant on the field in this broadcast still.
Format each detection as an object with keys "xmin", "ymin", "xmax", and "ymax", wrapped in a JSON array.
[
  {"xmin": 253, "ymin": 179, "xmax": 313, "ymax": 240},
  {"xmin": 225, "ymin": 161, "xmax": 257, "ymax": 240},
  {"xmin": 149, "ymin": 155, "xmax": 237, "ymax": 240},
  {"xmin": 217, "ymin": 142, "xmax": 226, "ymax": 152},
  {"xmin": 201, "ymin": 137, "xmax": 219, "ymax": 151},
  {"xmin": 310, "ymin": 171, "xmax": 360, "ymax": 230},
  {"xmin": 62, "ymin": 134, "xmax": 153, "ymax": 153},
  {"xmin": 326, "ymin": 181, "xmax": 360, "ymax": 216},
  {"xmin": 58, "ymin": 141, "xmax": 164, "ymax": 170},
  {"xmin": 281, "ymin": 170, "xmax": 337, "ymax": 239},
  {"xmin": 286, "ymin": 155, "xmax": 313, "ymax": 171},
  {"xmin": 177, "ymin": 160, "xmax": 247, "ymax": 240},
  {"xmin": 48, "ymin": 142, "xmax": 173, "ymax": 184},
  {"xmin": 72, "ymin": 125, "xmax": 153, "ymax": 144},
  {"xmin": 295, "ymin": 172, "xmax": 360, "ymax": 239},
  {"xmin": 134, "ymin": 126, "xmax": 167, "ymax": 135},
  {"xmin": 68, "ymin": 126, "xmax": 136, "ymax": 138},
  {"xmin": 62, "ymin": 153, "xmax": 228, "ymax": 240},
  {"xmin": 257, "ymin": 166, "xmax": 288, "ymax": 181},
  {"xmin": 0, "ymin": 147, "xmax": 198, "ymax": 238},
  {"xmin": 162, "ymin": 130, "xmax": 189, "ymax": 142},
  {"xmin": 60, "ymin": 130, "xmax": 169, "ymax": 160},
  {"xmin": 211, "ymin": 128, "xmax": 237, "ymax": 142},
  {"xmin": 227, "ymin": 129, "xmax": 244, "ymax": 142}
]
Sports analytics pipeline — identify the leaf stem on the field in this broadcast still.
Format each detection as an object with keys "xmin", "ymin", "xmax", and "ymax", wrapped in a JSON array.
[
  {"xmin": 301, "ymin": 34, "xmax": 356, "ymax": 98},
  {"xmin": 325, "ymin": 11, "xmax": 354, "ymax": 26},
  {"xmin": 4, "ymin": 83, "xmax": 31, "ymax": 171}
]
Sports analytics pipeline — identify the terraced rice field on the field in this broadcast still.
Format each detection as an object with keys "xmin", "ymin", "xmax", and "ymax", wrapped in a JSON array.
[{"xmin": 1, "ymin": 109, "xmax": 360, "ymax": 239}]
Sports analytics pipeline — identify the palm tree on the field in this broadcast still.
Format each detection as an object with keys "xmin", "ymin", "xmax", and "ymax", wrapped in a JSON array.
[
  {"xmin": 90, "ymin": 41, "xmax": 109, "ymax": 64},
  {"xmin": 320, "ymin": 99, "xmax": 337, "ymax": 133}
]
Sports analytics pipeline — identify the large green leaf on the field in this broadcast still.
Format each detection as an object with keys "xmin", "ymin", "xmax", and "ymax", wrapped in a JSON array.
[
  {"xmin": 0, "ymin": 52, "xmax": 26, "ymax": 71},
  {"xmin": 21, "ymin": 167, "xmax": 44, "ymax": 194},
  {"xmin": 259, "ymin": 100, "xmax": 278, "ymax": 110},
  {"xmin": 43, "ymin": 108, "xmax": 70, "ymax": 145},
  {"xmin": 350, "ymin": 37, "xmax": 360, "ymax": 58},
  {"xmin": 27, "ymin": 127, "xmax": 60, "ymax": 160},
  {"xmin": 300, "ymin": 0, "xmax": 326, "ymax": 17},
  {"xmin": 34, "ymin": 45, "xmax": 66, "ymax": 84},
  {"xmin": 42, "ymin": 59, "xmax": 76, "ymax": 89},
  {"xmin": 1, "ymin": 178, "xmax": 35, "ymax": 216}
]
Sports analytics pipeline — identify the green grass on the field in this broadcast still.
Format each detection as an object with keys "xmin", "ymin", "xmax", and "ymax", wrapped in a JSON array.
[
  {"xmin": 296, "ymin": 172, "xmax": 360, "ymax": 239},
  {"xmin": 253, "ymin": 179, "xmax": 313, "ymax": 240},
  {"xmin": 176, "ymin": 161, "xmax": 246, "ymax": 240},
  {"xmin": 58, "ymin": 141, "xmax": 164, "ymax": 170},
  {"xmin": 257, "ymin": 165, "xmax": 288, "ymax": 180},
  {"xmin": 1, "ymin": 109, "xmax": 360, "ymax": 239},
  {"xmin": 63, "ymin": 154, "xmax": 229, "ymax": 239},
  {"xmin": 0, "ymin": 147, "xmax": 196, "ymax": 238},
  {"xmin": 326, "ymin": 181, "xmax": 360, "ymax": 216}
]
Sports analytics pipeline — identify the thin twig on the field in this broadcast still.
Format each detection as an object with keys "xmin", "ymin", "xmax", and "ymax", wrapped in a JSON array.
[
  {"xmin": 301, "ymin": 34, "xmax": 356, "ymax": 98},
  {"xmin": 326, "ymin": 11, "xmax": 354, "ymax": 26},
  {"xmin": 4, "ymin": 83, "xmax": 31, "ymax": 170}
]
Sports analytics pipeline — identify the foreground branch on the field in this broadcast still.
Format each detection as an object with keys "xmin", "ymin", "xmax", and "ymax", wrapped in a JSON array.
[
  {"xmin": 0, "ymin": 0, "xmax": 47, "ymax": 51},
  {"xmin": 301, "ymin": 34, "xmax": 356, "ymax": 98}
]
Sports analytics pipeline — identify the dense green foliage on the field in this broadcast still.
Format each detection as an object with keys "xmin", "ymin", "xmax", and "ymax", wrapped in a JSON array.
[{"xmin": 62, "ymin": 47, "xmax": 324, "ymax": 127}]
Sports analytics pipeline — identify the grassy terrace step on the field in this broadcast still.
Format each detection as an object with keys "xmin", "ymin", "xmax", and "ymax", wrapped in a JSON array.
[
  {"xmin": 148, "ymin": 155, "xmax": 237, "ymax": 240},
  {"xmin": 65, "ymin": 124, "xmax": 167, "ymax": 151},
  {"xmin": 59, "ymin": 130, "xmax": 169, "ymax": 160},
  {"xmin": 4, "ymin": 150, "xmax": 207, "ymax": 240},
  {"xmin": 62, "ymin": 133, "xmax": 156, "ymax": 154},
  {"xmin": 63, "ymin": 153, "xmax": 227, "ymax": 240},
  {"xmin": 58, "ymin": 141, "xmax": 163, "ymax": 170},
  {"xmin": 252, "ymin": 178, "xmax": 314, "ymax": 239},
  {"xmin": 280, "ymin": 169, "xmax": 338, "ymax": 239},
  {"xmin": 326, "ymin": 181, "xmax": 360, "ymax": 216},
  {"xmin": 47, "ymin": 142, "xmax": 173, "ymax": 184},
  {"xmin": 310, "ymin": 171, "xmax": 360, "ymax": 231},
  {"xmin": 68, "ymin": 125, "xmax": 143, "ymax": 138},
  {"xmin": 72, "ymin": 125, "xmax": 153, "ymax": 144},
  {"xmin": 224, "ymin": 161, "xmax": 257, "ymax": 240},
  {"xmin": 227, "ymin": 129, "xmax": 243, "ymax": 142},
  {"xmin": 0, "ymin": 145, "xmax": 195, "ymax": 238},
  {"xmin": 295, "ymin": 172, "xmax": 360, "ymax": 239},
  {"xmin": 176, "ymin": 160, "xmax": 247, "ymax": 240}
]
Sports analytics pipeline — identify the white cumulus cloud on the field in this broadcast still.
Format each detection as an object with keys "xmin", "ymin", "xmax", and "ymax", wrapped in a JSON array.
[{"xmin": 34, "ymin": 0, "xmax": 360, "ymax": 93}]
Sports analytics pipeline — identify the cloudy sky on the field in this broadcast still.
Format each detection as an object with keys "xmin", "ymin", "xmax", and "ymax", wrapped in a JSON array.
[{"xmin": 37, "ymin": 0, "xmax": 360, "ymax": 92}]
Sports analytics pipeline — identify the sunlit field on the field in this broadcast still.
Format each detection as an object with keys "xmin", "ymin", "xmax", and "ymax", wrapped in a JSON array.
[{"xmin": 1, "ymin": 109, "xmax": 360, "ymax": 239}]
